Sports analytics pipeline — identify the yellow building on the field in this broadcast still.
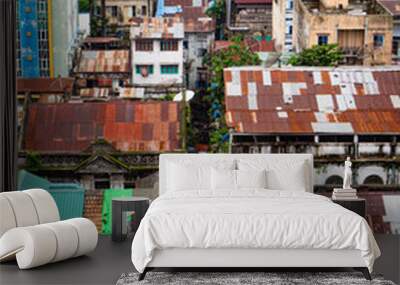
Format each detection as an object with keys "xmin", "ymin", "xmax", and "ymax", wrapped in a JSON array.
[
  {"xmin": 96, "ymin": 0, "xmax": 154, "ymax": 26},
  {"xmin": 293, "ymin": 0, "xmax": 393, "ymax": 65}
]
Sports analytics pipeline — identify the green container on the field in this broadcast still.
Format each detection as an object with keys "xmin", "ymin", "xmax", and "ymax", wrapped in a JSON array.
[
  {"xmin": 101, "ymin": 188, "xmax": 133, "ymax": 235},
  {"xmin": 18, "ymin": 170, "xmax": 85, "ymax": 220},
  {"xmin": 48, "ymin": 184, "xmax": 85, "ymax": 220}
]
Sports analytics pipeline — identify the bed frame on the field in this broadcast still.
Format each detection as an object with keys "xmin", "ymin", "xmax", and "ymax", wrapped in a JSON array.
[
  {"xmin": 138, "ymin": 154, "xmax": 372, "ymax": 281},
  {"xmin": 139, "ymin": 248, "xmax": 371, "ymax": 280}
]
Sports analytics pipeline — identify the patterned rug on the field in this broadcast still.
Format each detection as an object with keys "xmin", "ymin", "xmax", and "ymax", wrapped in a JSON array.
[{"xmin": 116, "ymin": 271, "xmax": 396, "ymax": 285}]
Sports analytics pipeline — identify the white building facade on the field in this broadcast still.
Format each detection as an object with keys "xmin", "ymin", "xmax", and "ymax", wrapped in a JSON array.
[{"xmin": 130, "ymin": 17, "xmax": 184, "ymax": 95}]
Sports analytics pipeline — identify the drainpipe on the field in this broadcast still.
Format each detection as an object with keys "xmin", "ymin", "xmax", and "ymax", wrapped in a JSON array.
[{"xmin": 226, "ymin": 0, "xmax": 249, "ymax": 32}]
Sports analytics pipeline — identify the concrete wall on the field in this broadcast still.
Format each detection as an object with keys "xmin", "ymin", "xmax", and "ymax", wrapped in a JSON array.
[
  {"xmin": 98, "ymin": 0, "xmax": 153, "ymax": 24},
  {"xmin": 273, "ymin": 0, "xmax": 294, "ymax": 52},
  {"xmin": 185, "ymin": 32, "xmax": 214, "ymax": 89},
  {"xmin": 52, "ymin": 0, "xmax": 79, "ymax": 77},
  {"xmin": 131, "ymin": 39, "xmax": 183, "ymax": 86},
  {"xmin": 294, "ymin": 0, "xmax": 393, "ymax": 65}
]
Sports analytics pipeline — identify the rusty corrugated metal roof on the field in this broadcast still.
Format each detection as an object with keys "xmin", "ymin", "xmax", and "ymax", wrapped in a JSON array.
[
  {"xmin": 25, "ymin": 101, "xmax": 181, "ymax": 152},
  {"xmin": 130, "ymin": 16, "xmax": 184, "ymax": 39},
  {"xmin": 162, "ymin": 0, "xmax": 215, "ymax": 33},
  {"xmin": 377, "ymin": 0, "xmax": 400, "ymax": 16},
  {"xmin": 77, "ymin": 50, "xmax": 130, "ymax": 74},
  {"xmin": 83, "ymin": 37, "xmax": 121, "ymax": 44},
  {"xmin": 17, "ymin": 78, "xmax": 74, "ymax": 94},
  {"xmin": 224, "ymin": 66, "xmax": 400, "ymax": 134}
]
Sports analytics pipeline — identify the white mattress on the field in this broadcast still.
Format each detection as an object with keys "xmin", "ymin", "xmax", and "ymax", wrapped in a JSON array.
[{"xmin": 131, "ymin": 190, "xmax": 380, "ymax": 273}]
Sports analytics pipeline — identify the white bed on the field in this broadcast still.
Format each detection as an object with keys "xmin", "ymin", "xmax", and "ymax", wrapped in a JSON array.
[{"xmin": 131, "ymin": 154, "xmax": 380, "ymax": 280}]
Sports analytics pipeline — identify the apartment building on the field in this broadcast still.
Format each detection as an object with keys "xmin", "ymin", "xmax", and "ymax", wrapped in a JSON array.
[
  {"xmin": 293, "ymin": 0, "xmax": 393, "ymax": 65},
  {"xmin": 95, "ymin": 0, "xmax": 154, "ymax": 26},
  {"xmin": 231, "ymin": 0, "xmax": 273, "ymax": 36},
  {"xmin": 377, "ymin": 0, "xmax": 400, "ymax": 64},
  {"xmin": 273, "ymin": 0, "xmax": 295, "ymax": 52},
  {"xmin": 16, "ymin": 0, "xmax": 80, "ymax": 77},
  {"xmin": 130, "ymin": 17, "xmax": 184, "ymax": 96},
  {"xmin": 156, "ymin": 0, "xmax": 215, "ymax": 89}
]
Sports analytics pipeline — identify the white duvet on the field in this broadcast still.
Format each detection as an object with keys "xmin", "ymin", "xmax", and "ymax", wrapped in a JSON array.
[{"xmin": 131, "ymin": 190, "xmax": 380, "ymax": 273}]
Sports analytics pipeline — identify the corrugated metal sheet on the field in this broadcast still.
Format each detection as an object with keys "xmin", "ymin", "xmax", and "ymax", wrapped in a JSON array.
[
  {"xmin": 130, "ymin": 17, "xmax": 184, "ymax": 39},
  {"xmin": 77, "ymin": 50, "xmax": 130, "ymax": 74},
  {"xmin": 25, "ymin": 101, "xmax": 181, "ymax": 152},
  {"xmin": 17, "ymin": 78, "xmax": 74, "ymax": 94},
  {"xmin": 224, "ymin": 66, "xmax": 400, "ymax": 134}
]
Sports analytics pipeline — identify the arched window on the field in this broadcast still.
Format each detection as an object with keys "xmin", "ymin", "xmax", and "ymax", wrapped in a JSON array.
[
  {"xmin": 363, "ymin": 175, "xmax": 384, "ymax": 185},
  {"xmin": 325, "ymin": 175, "xmax": 343, "ymax": 186}
]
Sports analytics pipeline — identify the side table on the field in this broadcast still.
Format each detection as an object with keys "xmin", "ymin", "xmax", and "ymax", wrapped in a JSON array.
[
  {"xmin": 112, "ymin": 197, "xmax": 150, "ymax": 242},
  {"xmin": 332, "ymin": 198, "xmax": 366, "ymax": 218}
]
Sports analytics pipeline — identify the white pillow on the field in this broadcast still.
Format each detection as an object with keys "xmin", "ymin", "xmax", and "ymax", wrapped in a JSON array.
[
  {"xmin": 236, "ymin": 169, "xmax": 267, "ymax": 189},
  {"xmin": 167, "ymin": 163, "xmax": 211, "ymax": 191},
  {"xmin": 238, "ymin": 159, "xmax": 308, "ymax": 192},
  {"xmin": 211, "ymin": 168, "xmax": 236, "ymax": 190}
]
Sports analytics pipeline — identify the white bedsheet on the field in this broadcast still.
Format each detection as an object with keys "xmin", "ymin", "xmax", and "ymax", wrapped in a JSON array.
[{"xmin": 131, "ymin": 190, "xmax": 380, "ymax": 273}]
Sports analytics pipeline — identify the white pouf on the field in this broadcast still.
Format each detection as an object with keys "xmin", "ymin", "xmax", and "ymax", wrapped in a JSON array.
[{"xmin": 0, "ymin": 189, "xmax": 98, "ymax": 269}]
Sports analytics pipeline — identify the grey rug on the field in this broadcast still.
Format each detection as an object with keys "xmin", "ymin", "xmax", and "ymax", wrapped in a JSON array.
[{"xmin": 116, "ymin": 272, "xmax": 396, "ymax": 285}]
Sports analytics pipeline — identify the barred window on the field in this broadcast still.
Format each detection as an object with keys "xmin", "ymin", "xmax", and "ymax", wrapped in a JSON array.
[
  {"xmin": 160, "ymin": 40, "xmax": 178, "ymax": 51},
  {"xmin": 136, "ymin": 40, "xmax": 153, "ymax": 51}
]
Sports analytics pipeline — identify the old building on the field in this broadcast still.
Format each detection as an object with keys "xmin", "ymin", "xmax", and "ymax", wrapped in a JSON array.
[
  {"xmin": 230, "ymin": 0, "xmax": 273, "ymax": 36},
  {"xmin": 293, "ymin": 0, "xmax": 393, "ymax": 65},
  {"xmin": 130, "ymin": 17, "xmax": 184, "ymax": 96},
  {"xmin": 74, "ymin": 49, "xmax": 133, "ymax": 94},
  {"xmin": 17, "ymin": 0, "xmax": 81, "ymax": 77},
  {"xmin": 95, "ymin": 0, "xmax": 154, "ymax": 27},
  {"xmin": 377, "ymin": 0, "xmax": 400, "ymax": 64},
  {"xmin": 273, "ymin": 0, "xmax": 295, "ymax": 52},
  {"xmin": 20, "ymin": 101, "xmax": 181, "ymax": 190},
  {"xmin": 223, "ymin": 66, "xmax": 400, "ymax": 187},
  {"xmin": 156, "ymin": 0, "xmax": 215, "ymax": 89}
]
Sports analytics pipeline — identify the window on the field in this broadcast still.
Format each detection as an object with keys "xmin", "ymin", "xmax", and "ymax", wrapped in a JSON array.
[
  {"xmin": 142, "ymin": 5, "xmax": 147, "ymax": 15},
  {"xmin": 132, "ymin": 6, "xmax": 136, "ymax": 16},
  {"xmin": 197, "ymin": 48, "xmax": 207, "ymax": 57},
  {"xmin": 373, "ymin": 34, "xmax": 384, "ymax": 48},
  {"xmin": 161, "ymin": 65, "xmax": 179, "ymax": 74},
  {"xmin": 135, "ymin": 40, "xmax": 153, "ymax": 51},
  {"xmin": 325, "ymin": 175, "xmax": 343, "ymax": 186},
  {"xmin": 135, "ymin": 65, "xmax": 154, "ymax": 76},
  {"xmin": 363, "ymin": 175, "xmax": 384, "ymax": 185},
  {"xmin": 160, "ymin": 40, "xmax": 178, "ymax": 51},
  {"xmin": 183, "ymin": 40, "xmax": 188, "ymax": 49},
  {"xmin": 111, "ymin": 6, "xmax": 118, "ymax": 17},
  {"xmin": 318, "ymin": 35, "xmax": 328, "ymax": 45},
  {"xmin": 288, "ymin": 25, "xmax": 292, "ymax": 35}
]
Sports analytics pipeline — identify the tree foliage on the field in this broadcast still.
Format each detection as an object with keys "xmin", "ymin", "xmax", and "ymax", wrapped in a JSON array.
[
  {"xmin": 205, "ymin": 36, "xmax": 261, "ymax": 152},
  {"xmin": 79, "ymin": 0, "xmax": 90, "ymax": 13},
  {"xmin": 206, "ymin": 0, "xmax": 225, "ymax": 22},
  {"xmin": 288, "ymin": 44, "xmax": 343, "ymax": 66}
]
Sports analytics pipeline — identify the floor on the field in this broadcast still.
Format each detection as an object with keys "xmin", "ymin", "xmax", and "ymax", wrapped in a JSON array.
[{"xmin": 0, "ymin": 234, "xmax": 399, "ymax": 285}]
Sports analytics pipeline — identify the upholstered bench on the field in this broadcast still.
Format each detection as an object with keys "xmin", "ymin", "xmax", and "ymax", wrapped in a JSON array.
[{"xmin": 0, "ymin": 189, "xmax": 98, "ymax": 269}]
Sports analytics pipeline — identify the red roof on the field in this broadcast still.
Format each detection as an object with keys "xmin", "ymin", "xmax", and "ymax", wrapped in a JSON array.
[
  {"xmin": 25, "ymin": 101, "xmax": 181, "ymax": 152},
  {"xmin": 224, "ymin": 66, "xmax": 400, "ymax": 134},
  {"xmin": 17, "ymin": 78, "xmax": 74, "ymax": 94}
]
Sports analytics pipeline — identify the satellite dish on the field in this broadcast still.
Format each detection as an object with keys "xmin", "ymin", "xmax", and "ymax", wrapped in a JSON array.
[{"xmin": 173, "ymin": 90, "xmax": 195, "ymax": 102}]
